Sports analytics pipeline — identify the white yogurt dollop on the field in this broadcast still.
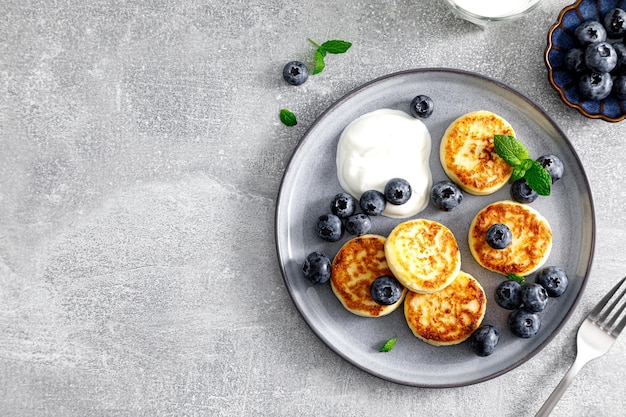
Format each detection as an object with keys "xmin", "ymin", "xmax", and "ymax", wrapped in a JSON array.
[{"xmin": 336, "ymin": 109, "xmax": 432, "ymax": 218}]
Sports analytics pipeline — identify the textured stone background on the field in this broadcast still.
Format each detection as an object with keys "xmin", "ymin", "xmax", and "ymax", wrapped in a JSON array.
[{"xmin": 1, "ymin": 0, "xmax": 625, "ymax": 416}]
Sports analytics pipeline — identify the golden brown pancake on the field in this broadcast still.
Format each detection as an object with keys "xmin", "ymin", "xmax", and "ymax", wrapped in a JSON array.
[
  {"xmin": 440, "ymin": 110, "xmax": 515, "ymax": 195},
  {"xmin": 331, "ymin": 234, "xmax": 407, "ymax": 317},
  {"xmin": 384, "ymin": 219, "xmax": 461, "ymax": 294},
  {"xmin": 468, "ymin": 200, "xmax": 552, "ymax": 276},
  {"xmin": 404, "ymin": 271, "xmax": 487, "ymax": 346}
]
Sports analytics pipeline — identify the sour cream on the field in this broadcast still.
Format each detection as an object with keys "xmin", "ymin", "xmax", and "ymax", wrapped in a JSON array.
[
  {"xmin": 336, "ymin": 109, "xmax": 432, "ymax": 218},
  {"xmin": 451, "ymin": 0, "xmax": 534, "ymax": 18}
]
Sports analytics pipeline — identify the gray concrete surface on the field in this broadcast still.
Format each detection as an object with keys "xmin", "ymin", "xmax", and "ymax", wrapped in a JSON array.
[{"xmin": 1, "ymin": 0, "xmax": 625, "ymax": 416}]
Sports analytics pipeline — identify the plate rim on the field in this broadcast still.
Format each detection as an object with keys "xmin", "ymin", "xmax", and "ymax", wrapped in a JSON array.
[{"xmin": 275, "ymin": 67, "xmax": 596, "ymax": 387}]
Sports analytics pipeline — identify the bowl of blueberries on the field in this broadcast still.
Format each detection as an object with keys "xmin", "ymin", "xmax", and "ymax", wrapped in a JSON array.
[{"xmin": 545, "ymin": 0, "xmax": 626, "ymax": 122}]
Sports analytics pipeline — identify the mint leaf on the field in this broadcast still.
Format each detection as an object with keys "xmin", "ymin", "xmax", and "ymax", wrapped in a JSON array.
[
  {"xmin": 507, "ymin": 273, "xmax": 526, "ymax": 284},
  {"xmin": 511, "ymin": 166, "xmax": 526, "ymax": 182},
  {"xmin": 494, "ymin": 135, "xmax": 530, "ymax": 167},
  {"xmin": 379, "ymin": 336, "xmax": 397, "ymax": 352},
  {"xmin": 320, "ymin": 40, "xmax": 352, "ymax": 54},
  {"xmin": 279, "ymin": 108, "xmax": 297, "ymax": 126},
  {"xmin": 525, "ymin": 161, "xmax": 552, "ymax": 196},
  {"xmin": 312, "ymin": 49, "xmax": 326, "ymax": 74}
]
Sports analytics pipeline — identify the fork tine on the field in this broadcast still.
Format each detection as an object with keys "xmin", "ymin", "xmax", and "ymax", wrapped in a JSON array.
[
  {"xmin": 611, "ymin": 310, "xmax": 626, "ymax": 337},
  {"xmin": 588, "ymin": 277, "xmax": 626, "ymax": 322}
]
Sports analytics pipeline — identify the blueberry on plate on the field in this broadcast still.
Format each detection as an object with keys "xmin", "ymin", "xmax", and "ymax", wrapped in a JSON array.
[
  {"xmin": 330, "ymin": 192, "xmax": 356, "ymax": 219},
  {"xmin": 508, "ymin": 309, "xmax": 541, "ymax": 338},
  {"xmin": 409, "ymin": 95, "xmax": 434, "ymax": 118},
  {"xmin": 537, "ymin": 154, "xmax": 564, "ymax": 183},
  {"xmin": 302, "ymin": 251, "xmax": 331, "ymax": 284},
  {"xmin": 578, "ymin": 72, "xmax": 613, "ymax": 100},
  {"xmin": 521, "ymin": 283, "xmax": 549, "ymax": 313},
  {"xmin": 384, "ymin": 178, "xmax": 411, "ymax": 205},
  {"xmin": 495, "ymin": 280, "xmax": 523, "ymax": 310},
  {"xmin": 282, "ymin": 61, "xmax": 309, "ymax": 86},
  {"xmin": 536, "ymin": 266, "xmax": 569, "ymax": 297},
  {"xmin": 511, "ymin": 178, "xmax": 538, "ymax": 204},
  {"xmin": 359, "ymin": 190, "xmax": 386, "ymax": 216},
  {"xmin": 345, "ymin": 213, "xmax": 372, "ymax": 236},
  {"xmin": 486, "ymin": 223, "xmax": 512, "ymax": 250},
  {"xmin": 612, "ymin": 42, "xmax": 626, "ymax": 73},
  {"xmin": 584, "ymin": 42, "xmax": 617, "ymax": 73},
  {"xmin": 603, "ymin": 8, "xmax": 626, "ymax": 38},
  {"xmin": 565, "ymin": 48, "xmax": 587, "ymax": 74},
  {"xmin": 613, "ymin": 75, "xmax": 626, "ymax": 99},
  {"xmin": 469, "ymin": 325, "xmax": 499, "ymax": 357},
  {"xmin": 574, "ymin": 20, "xmax": 607, "ymax": 45},
  {"xmin": 431, "ymin": 180, "xmax": 463, "ymax": 211},
  {"xmin": 315, "ymin": 213, "xmax": 344, "ymax": 242},
  {"xmin": 370, "ymin": 275, "xmax": 403, "ymax": 305}
]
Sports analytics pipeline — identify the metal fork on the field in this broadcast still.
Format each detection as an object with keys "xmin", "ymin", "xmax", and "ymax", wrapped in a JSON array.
[{"xmin": 535, "ymin": 277, "xmax": 626, "ymax": 417}]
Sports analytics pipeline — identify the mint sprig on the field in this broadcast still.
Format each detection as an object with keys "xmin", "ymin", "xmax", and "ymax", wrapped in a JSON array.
[
  {"xmin": 507, "ymin": 272, "xmax": 526, "ymax": 284},
  {"xmin": 308, "ymin": 38, "xmax": 352, "ymax": 74},
  {"xmin": 493, "ymin": 135, "xmax": 551, "ymax": 196},
  {"xmin": 279, "ymin": 108, "xmax": 297, "ymax": 126},
  {"xmin": 379, "ymin": 336, "xmax": 397, "ymax": 352}
]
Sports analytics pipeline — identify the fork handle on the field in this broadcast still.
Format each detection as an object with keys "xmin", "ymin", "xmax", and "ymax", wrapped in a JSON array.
[{"xmin": 535, "ymin": 357, "xmax": 588, "ymax": 417}]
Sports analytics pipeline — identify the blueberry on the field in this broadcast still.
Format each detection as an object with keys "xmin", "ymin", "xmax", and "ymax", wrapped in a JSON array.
[
  {"xmin": 345, "ymin": 213, "xmax": 372, "ymax": 236},
  {"xmin": 282, "ymin": 61, "xmax": 309, "ymax": 86},
  {"xmin": 486, "ymin": 224, "xmax": 513, "ymax": 250},
  {"xmin": 330, "ymin": 192, "xmax": 356, "ymax": 219},
  {"xmin": 584, "ymin": 42, "xmax": 617, "ymax": 73},
  {"xmin": 537, "ymin": 154, "xmax": 564, "ymax": 183},
  {"xmin": 302, "ymin": 251, "xmax": 331, "ymax": 284},
  {"xmin": 431, "ymin": 180, "xmax": 463, "ymax": 211},
  {"xmin": 495, "ymin": 280, "xmax": 523, "ymax": 310},
  {"xmin": 359, "ymin": 190, "xmax": 386, "ymax": 216},
  {"xmin": 384, "ymin": 178, "xmax": 411, "ymax": 205},
  {"xmin": 521, "ymin": 283, "xmax": 549, "ymax": 313},
  {"xmin": 511, "ymin": 178, "xmax": 538, "ymax": 204},
  {"xmin": 575, "ymin": 20, "xmax": 607, "ymax": 45},
  {"xmin": 315, "ymin": 213, "xmax": 344, "ymax": 242},
  {"xmin": 508, "ymin": 309, "xmax": 541, "ymax": 338},
  {"xmin": 536, "ymin": 266, "xmax": 569, "ymax": 297},
  {"xmin": 612, "ymin": 42, "xmax": 626, "ymax": 73},
  {"xmin": 565, "ymin": 48, "xmax": 587, "ymax": 74},
  {"xmin": 370, "ymin": 275, "xmax": 403, "ymax": 305},
  {"xmin": 409, "ymin": 95, "xmax": 434, "ymax": 118},
  {"xmin": 469, "ymin": 325, "xmax": 500, "ymax": 357},
  {"xmin": 603, "ymin": 8, "xmax": 626, "ymax": 38},
  {"xmin": 578, "ymin": 72, "xmax": 613, "ymax": 100},
  {"xmin": 613, "ymin": 75, "xmax": 626, "ymax": 99}
]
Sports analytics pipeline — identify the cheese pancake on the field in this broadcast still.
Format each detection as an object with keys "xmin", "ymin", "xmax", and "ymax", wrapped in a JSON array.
[
  {"xmin": 469, "ymin": 200, "xmax": 552, "ymax": 276},
  {"xmin": 384, "ymin": 219, "xmax": 461, "ymax": 294},
  {"xmin": 404, "ymin": 271, "xmax": 486, "ymax": 346},
  {"xmin": 331, "ymin": 234, "xmax": 407, "ymax": 317},
  {"xmin": 440, "ymin": 110, "xmax": 515, "ymax": 195}
]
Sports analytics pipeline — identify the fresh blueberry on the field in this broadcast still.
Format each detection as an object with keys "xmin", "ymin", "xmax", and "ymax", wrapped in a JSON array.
[
  {"xmin": 612, "ymin": 42, "xmax": 626, "ymax": 73},
  {"xmin": 603, "ymin": 8, "xmax": 626, "ymax": 38},
  {"xmin": 302, "ymin": 251, "xmax": 331, "ymax": 284},
  {"xmin": 469, "ymin": 325, "xmax": 500, "ymax": 357},
  {"xmin": 508, "ymin": 309, "xmax": 541, "ymax": 338},
  {"xmin": 486, "ymin": 223, "xmax": 513, "ymax": 250},
  {"xmin": 370, "ymin": 275, "xmax": 403, "ymax": 305},
  {"xmin": 536, "ymin": 266, "xmax": 569, "ymax": 297},
  {"xmin": 565, "ymin": 48, "xmax": 587, "ymax": 74},
  {"xmin": 282, "ymin": 61, "xmax": 309, "ymax": 86},
  {"xmin": 315, "ymin": 213, "xmax": 344, "ymax": 242},
  {"xmin": 613, "ymin": 75, "xmax": 626, "ymax": 99},
  {"xmin": 575, "ymin": 20, "xmax": 607, "ymax": 45},
  {"xmin": 521, "ymin": 283, "xmax": 549, "ymax": 313},
  {"xmin": 384, "ymin": 178, "xmax": 412, "ymax": 205},
  {"xmin": 511, "ymin": 178, "xmax": 538, "ymax": 204},
  {"xmin": 584, "ymin": 42, "xmax": 617, "ymax": 73},
  {"xmin": 409, "ymin": 95, "xmax": 434, "ymax": 118},
  {"xmin": 537, "ymin": 154, "xmax": 564, "ymax": 183},
  {"xmin": 345, "ymin": 213, "xmax": 372, "ymax": 236},
  {"xmin": 578, "ymin": 72, "xmax": 613, "ymax": 100},
  {"xmin": 431, "ymin": 180, "xmax": 463, "ymax": 211},
  {"xmin": 495, "ymin": 280, "xmax": 523, "ymax": 310},
  {"xmin": 359, "ymin": 190, "xmax": 386, "ymax": 216},
  {"xmin": 330, "ymin": 192, "xmax": 356, "ymax": 219}
]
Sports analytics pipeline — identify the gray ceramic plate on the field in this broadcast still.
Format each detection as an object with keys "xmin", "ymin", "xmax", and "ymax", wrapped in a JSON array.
[{"xmin": 275, "ymin": 68, "xmax": 595, "ymax": 387}]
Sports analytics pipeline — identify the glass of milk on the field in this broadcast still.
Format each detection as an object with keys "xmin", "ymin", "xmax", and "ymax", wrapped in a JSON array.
[{"xmin": 442, "ymin": 0, "xmax": 543, "ymax": 26}]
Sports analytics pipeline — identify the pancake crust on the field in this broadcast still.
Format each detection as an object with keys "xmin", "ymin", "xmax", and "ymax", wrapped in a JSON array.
[
  {"xmin": 384, "ymin": 219, "xmax": 461, "ymax": 294},
  {"xmin": 404, "ymin": 271, "xmax": 487, "ymax": 346},
  {"xmin": 469, "ymin": 200, "xmax": 552, "ymax": 276},
  {"xmin": 440, "ymin": 110, "xmax": 515, "ymax": 195},
  {"xmin": 331, "ymin": 234, "xmax": 407, "ymax": 317}
]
